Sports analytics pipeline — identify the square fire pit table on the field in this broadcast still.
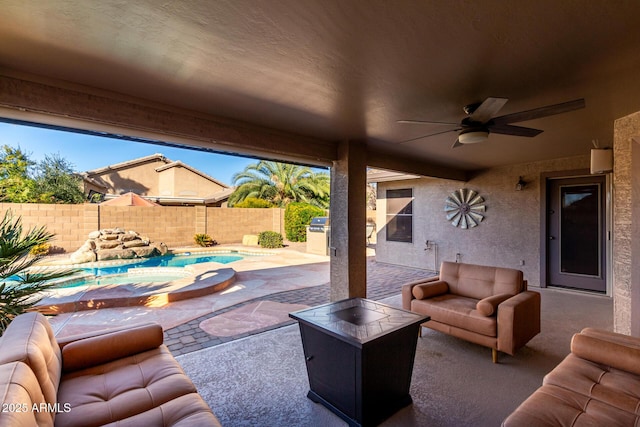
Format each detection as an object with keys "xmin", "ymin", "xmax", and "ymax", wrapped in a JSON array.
[{"xmin": 289, "ymin": 298, "xmax": 429, "ymax": 427}]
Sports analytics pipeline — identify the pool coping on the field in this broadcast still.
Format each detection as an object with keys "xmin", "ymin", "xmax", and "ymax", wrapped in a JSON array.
[{"xmin": 36, "ymin": 263, "xmax": 237, "ymax": 314}]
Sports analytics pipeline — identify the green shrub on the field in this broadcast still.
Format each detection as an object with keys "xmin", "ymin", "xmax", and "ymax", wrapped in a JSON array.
[
  {"xmin": 29, "ymin": 242, "xmax": 51, "ymax": 256},
  {"xmin": 194, "ymin": 233, "xmax": 217, "ymax": 247},
  {"xmin": 233, "ymin": 197, "xmax": 275, "ymax": 208},
  {"xmin": 258, "ymin": 231, "xmax": 284, "ymax": 248},
  {"xmin": 284, "ymin": 202, "xmax": 325, "ymax": 242}
]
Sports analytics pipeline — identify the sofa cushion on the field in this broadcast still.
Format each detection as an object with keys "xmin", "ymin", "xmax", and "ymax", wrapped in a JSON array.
[
  {"xmin": 439, "ymin": 261, "xmax": 523, "ymax": 300},
  {"xmin": 412, "ymin": 280, "xmax": 448, "ymax": 300},
  {"xmin": 502, "ymin": 382, "xmax": 639, "ymax": 427},
  {"xmin": 0, "ymin": 312, "xmax": 62, "ymax": 410},
  {"xmin": 62, "ymin": 323, "xmax": 164, "ymax": 373},
  {"xmin": 543, "ymin": 353, "xmax": 640, "ymax": 416},
  {"xmin": 571, "ymin": 333, "xmax": 640, "ymax": 376},
  {"xmin": 476, "ymin": 293, "xmax": 513, "ymax": 316},
  {"xmin": 0, "ymin": 361, "xmax": 53, "ymax": 427},
  {"xmin": 100, "ymin": 393, "xmax": 222, "ymax": 427},
  {"xmin": 412, "ymin": 294, "xmax": 497, "ymax": 337},
  {"xmin": 580, "ymin": 327, "xmax": 640, "ymax": 348},
  {"xmin": 55, "ymin": 345, "xmax": 199, "ymax": 427}
]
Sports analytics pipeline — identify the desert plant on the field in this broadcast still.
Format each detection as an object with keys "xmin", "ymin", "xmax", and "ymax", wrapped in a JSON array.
[
  {"xmin": 30, "ymin": 242, "xmax": 51, "ymax": 256},
  {"xmin": 284, "ymin": 202, "xmax": 325, "ymax": 242},
  {"xmin": 258, "ymin": 231, "xmax": 284, "ymax": 248},
  {"xmin": 194, "ymin": 233, "xmax": 217, "ymax": 247},
  {"xmin": 0, "ymin": 210, "xmax": 75, "ymax": 335}
]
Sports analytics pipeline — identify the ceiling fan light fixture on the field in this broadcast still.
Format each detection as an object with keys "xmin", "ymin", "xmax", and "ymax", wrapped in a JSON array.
[{"xmin": 458, "ymin": 130, "xmax": 489, "ymax": 144}]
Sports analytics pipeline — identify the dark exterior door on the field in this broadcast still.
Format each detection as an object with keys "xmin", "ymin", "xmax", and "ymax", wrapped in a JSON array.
[{"xmin": 547, "ymin": 176, "xmax": 607, "ymax": 292}]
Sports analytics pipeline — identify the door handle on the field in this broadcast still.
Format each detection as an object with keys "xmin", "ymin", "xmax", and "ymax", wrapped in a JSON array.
[{"xmin": 548, "ymin": 236, "xmax": 555, "ymax": 240}]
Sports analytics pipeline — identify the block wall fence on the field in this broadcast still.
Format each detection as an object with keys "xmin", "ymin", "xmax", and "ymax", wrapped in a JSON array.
[{"xmin": 0, "ymin": 203, "xmax": 285, "ymax": 252}]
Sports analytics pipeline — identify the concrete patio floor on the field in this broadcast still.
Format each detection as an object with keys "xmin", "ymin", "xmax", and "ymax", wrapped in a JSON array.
[{"xmin": 47, "ymin": 245, "xmax": 437, "ymax": 356}]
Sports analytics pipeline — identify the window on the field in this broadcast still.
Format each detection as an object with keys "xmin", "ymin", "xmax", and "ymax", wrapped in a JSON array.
[{"xmin": 386, "ymin": 188, "xmax": 413, "ymax": 242}]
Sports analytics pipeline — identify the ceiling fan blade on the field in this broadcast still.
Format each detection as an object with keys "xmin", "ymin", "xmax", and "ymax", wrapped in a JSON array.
[
  {"xmin": 491, "ymin": 98, "xmax": 585, "ymax": 125},
  {"xmin": 397, "ymin": 119, "xmax": 459, "ymax": 126},
  {"xmin": 488, "ymin": 123, "xmax": 544, "ymax": 137},
  {"xmin": 451, "ymin": 138, "xmax": 463, "ymax": 148},
  {"xmin": 469, "ymin": 97, "xmax": 509, "ymax": 123},
  {"xmin": 397, "ymin": 127, "xmax": 461, "ymax": 144}
]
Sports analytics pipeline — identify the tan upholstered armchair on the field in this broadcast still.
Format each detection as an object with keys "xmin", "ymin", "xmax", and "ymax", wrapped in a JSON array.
[{"xmin": 402, "ymin": 261, "xmax": 541, "ymax": 362}]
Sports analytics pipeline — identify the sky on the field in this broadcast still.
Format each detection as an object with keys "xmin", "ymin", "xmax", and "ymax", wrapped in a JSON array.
[{"xmin": 0, "ymin": 121, "xmax": 268, "ymax": 186}]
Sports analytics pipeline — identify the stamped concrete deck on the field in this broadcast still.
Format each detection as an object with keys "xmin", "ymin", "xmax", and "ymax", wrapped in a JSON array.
[{"xmin": 45, "ymin": 246, "xmax": 436, "ymax": 356}]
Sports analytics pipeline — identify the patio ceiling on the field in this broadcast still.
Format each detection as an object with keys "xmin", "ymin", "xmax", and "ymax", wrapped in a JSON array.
[{"xmin": 1, "ymin": 1, "xmax": 640, "ymax": 174}]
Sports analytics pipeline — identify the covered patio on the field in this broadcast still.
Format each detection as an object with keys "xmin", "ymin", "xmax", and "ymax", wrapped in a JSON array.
[
  {"xmin": 35, "ymin": 248, "xmax": 614, "ymax": 425},
  {"xmin": 2, "ymin": 2, "xmax": 640, "ymax": 318},
  {"xmin": 1, "ymin": 1, "xmax": 640, "ymax": 425}
]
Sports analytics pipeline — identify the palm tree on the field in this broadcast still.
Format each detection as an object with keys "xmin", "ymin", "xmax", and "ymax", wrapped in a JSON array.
[
  {"xmin": 229, "ymin": 161, "xmax": 330, "ymax": 208},
  {"xmin": 0, "ymin": 210, "xmax": 74, "ymax": 335}
]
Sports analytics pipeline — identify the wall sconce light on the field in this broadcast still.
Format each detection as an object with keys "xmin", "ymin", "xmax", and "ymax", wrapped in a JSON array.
[{"xmin": 515, "ymin": 176, "xmax": 527, "ymax": 191}]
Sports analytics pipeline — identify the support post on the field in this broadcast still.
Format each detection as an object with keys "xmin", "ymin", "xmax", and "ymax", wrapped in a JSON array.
[{"xmin": 329, "ymin": 140, "xmax": 367, "ymax": 301}]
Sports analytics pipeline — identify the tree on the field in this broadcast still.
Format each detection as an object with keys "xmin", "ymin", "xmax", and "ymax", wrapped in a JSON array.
[
  {"xmin": 0, "ymin": 211, "xmax": 75, "ymax": 335},
  {"xmin": 367, "ymin": 183, "xmax": 377, "ymax": 210},
  {"xmin": 34, "ymin": 153, "xmax": 85, "ymax": 204},
  {"xmin": 229, "ymin": 161, "xmax": 330, "ymax": 208},
  {"xmin": 233, "ymin": 197, "xmax": 275, "ymax": 208},
  {"xmin": 0, "ymin": 145, "xmax": 37, "ymax": 203}
]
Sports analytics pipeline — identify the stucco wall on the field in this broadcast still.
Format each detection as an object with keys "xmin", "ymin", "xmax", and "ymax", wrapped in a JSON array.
[
  {"xmin": 93, "ymin": 159, "xmax": 162, "ymax": 195},
  {"xmin": 613, "ymin": 110, "xmax": 640, "ymax": 334},
  {"xmin": 376, "ymin": 155, "xmax": 590, "ymax": 287},
  {"xmin": 172, "ymin": 165, "xmax": 225, "ymax": 198}
]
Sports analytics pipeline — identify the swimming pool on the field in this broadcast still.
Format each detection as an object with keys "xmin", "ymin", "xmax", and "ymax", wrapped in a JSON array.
[{"xmin": 81, "ymin": 252, "xmax": 245, "ymax": 276}]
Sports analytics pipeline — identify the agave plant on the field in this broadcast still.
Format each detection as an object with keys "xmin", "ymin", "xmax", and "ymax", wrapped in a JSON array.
[{"xmin": 0, "ymin": 210, "xmax": 75, "ymax": 335}]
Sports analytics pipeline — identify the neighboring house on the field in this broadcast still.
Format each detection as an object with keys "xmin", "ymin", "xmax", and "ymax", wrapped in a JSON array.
[{"xmin": 82, "ymin": 153, "xmax": 233, "ymax": 206}]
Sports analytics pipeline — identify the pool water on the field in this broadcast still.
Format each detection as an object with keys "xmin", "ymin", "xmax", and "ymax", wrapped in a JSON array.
[
  {"xmin": 82, "ymin": 253, "xmax": 245, "ymax": 276},
  {"xmin": 61, "ymin": 273, "xmax": 190, "ymax": 289}
]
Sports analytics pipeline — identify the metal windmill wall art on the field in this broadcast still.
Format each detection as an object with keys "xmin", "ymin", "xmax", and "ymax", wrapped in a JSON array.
[{"xmin": 445, "ymin": 189, "xmax": 486, "ymax": 228}]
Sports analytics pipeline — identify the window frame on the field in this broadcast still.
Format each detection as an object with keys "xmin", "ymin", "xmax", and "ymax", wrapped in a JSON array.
[{"xmin": 385, "ymin": 188, "xmax": 413, "ymax": 243}]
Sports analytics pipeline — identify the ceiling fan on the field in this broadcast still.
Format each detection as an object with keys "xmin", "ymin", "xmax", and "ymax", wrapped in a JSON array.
[{"xmin": 398, "ymin": 97, "xmax": 585, "ymax": 148}]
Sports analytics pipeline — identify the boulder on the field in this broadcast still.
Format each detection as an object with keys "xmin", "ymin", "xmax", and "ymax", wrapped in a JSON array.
[
  {"xmin": 97, "ymin": 241, "xmax": 121, "ymax": 250},
  {"xmin": 122, "ymin": 239, "xmax": 147, "ymax": 249},
  {"xmin": 119, "ymin": 233, "xmax": 139, "ymax": 242},
  {"xmin": 242, "ymin": 234, "xmax": 259, "ymax": 246},
  {"xmin": 72, "ymin": 228, "xmax": 165, "ymax": 264},
  {"xmin": 100, "ymin": 234, "xmax": 119, "ymax": 241},
  {"xmin": 151, "ymin": 242, "xmax": 169, "ymax": 256},
  {"xmin": 96, "ymin": 248, "xmax": 137, "ymax": 261},
  {"xmin": 70, "ymin": 250, "xmax": 96, "ymax": 264},
  {"xmin": 131, "ymin": 247, "xmax": 158, "ymax": 258}
]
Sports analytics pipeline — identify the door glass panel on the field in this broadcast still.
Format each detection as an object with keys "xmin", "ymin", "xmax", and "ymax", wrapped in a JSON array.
[{"xmin": 560, "ymin": 184, "xmax": 600, "ymax": 276}]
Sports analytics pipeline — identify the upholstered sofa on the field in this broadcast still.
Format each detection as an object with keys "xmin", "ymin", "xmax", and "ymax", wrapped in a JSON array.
[
  {"xmin": 0, "ymin": 312, "xmax": 221, "ymax": 426},
  {"xmin": 503, "ymin": 328, "xmax": 640, "ymax": 426},
  {"xmin": 402, "ymin": 261, "xmax": 541, "ymax": 362}
]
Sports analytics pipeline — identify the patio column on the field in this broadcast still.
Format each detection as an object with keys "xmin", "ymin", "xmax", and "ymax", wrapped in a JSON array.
[
  {"xmin": 329, "ymin": 140, "xmax": 367, "ymax": 301},
  {"xmin": 613, "ymin": 111, "xmax": 640, "ymax": 335}
]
